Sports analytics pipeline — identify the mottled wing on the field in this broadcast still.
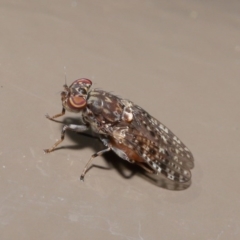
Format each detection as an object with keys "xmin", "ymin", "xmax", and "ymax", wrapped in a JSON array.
[{"xmin": 124, "ymin": 105, "xmax": 194, "ymax": 182}]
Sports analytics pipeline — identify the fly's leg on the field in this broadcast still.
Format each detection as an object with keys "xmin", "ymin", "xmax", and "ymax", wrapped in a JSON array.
[
  {"xmin": 80, "ymin": 147, "xmax": 111, "ymax": 181},
  {"xmin": 44, "ymin": 124, "xmax": 89, "ymax": 153},
  {"xmin": 45, "ymin": 108, "xmax": 66, "ymax": 124}
]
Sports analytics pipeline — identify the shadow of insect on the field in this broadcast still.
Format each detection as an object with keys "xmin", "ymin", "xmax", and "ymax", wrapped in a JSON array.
[{"xmin": 54, "ymin": 117, "xmax": 191, "ymax": 190}]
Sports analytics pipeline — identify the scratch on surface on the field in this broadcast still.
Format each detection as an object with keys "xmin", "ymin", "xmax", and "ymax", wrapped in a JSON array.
[
  {"xmin": 138, "ymin": 221, "xmax": 144, "ymax": 240},
  {"xmin": 0, "ymin": 191, "xmax": 14, "ymax": 205},
  {"xmin": 29, "ymin": 147, "xmax": 36, "ymax": 158},
  {"xmin": 106, "ymin": 219, "xmax": 141, "ymax": 240},
  {"xmin": 9, "ymin": 83, "xmax": 58, "ymax": 107},
  {"xmin": 217, "ymin": 230, "xmax": 224, "ymax": 239},
  {"xmin": 36, "ymin": 164, "xmax": 48, "ymax": 176},
  {"xmin": 68, "ymin": 212, "xmax": 139, "ymax": 240}
]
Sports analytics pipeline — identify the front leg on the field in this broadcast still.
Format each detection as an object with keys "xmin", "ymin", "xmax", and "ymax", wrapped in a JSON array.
[
  {"xmin": 44, "ymin": 124, "xmax": 89, "ymax": 153},
  {"xmin": 45, "ymin": 108, "xmax": 66, "ymax": 123}
]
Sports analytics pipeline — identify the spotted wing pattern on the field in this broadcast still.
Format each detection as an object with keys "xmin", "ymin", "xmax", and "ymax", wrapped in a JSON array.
[{"xmin": 121, "ymin": 105, "xmax": 194, "ymax": 182}]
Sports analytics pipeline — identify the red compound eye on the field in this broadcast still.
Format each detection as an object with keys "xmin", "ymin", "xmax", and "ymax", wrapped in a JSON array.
[
  {"xmin": 71, "ymin": 78, "xmax": 92, "ymax": 88},
  {"xmin": 68, "ymin": 95, "xmax": 87, "ymax": 110}
]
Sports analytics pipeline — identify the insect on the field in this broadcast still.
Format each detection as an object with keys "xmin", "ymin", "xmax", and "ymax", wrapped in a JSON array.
[{"xmin": 44, "ymin": 78, "xmax": 194, "ymax": 182}]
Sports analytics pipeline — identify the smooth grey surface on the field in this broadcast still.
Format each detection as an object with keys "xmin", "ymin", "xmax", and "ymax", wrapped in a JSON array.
[{"xmin": 1, "ymin": 0, "xmax": 240, "ymax": 239}]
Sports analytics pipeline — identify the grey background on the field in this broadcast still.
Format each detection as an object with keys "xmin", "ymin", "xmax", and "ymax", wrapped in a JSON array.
[{"xmin": 1, "ymin": 0, "xmax": 240, "ymax": 239}]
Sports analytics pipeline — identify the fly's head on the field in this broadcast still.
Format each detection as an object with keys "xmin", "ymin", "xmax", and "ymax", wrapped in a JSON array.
[{"xmin": 61, "ymin": 78, "xmax": 92, "ymax": 113}]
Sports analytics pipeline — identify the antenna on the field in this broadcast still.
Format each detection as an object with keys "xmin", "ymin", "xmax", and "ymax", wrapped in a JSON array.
[{"xmin": 64, "ymin": 66, "xmax": 67, "ymax": 86}]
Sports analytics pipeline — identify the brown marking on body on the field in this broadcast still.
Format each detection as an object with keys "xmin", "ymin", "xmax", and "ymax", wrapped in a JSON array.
[{"xmin": 109, "ymin": 137, "xmax": 144, "ymax": 163}]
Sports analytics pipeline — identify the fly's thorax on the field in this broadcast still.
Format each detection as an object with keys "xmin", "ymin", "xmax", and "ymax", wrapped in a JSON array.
[
  {"xmin": 84, "ymin": 89, "xmax": 133, "ymax": 123},
  {"xmin": 81, "ymin": 89, "xmax": 134, "ymax": 136},
  {"xmin": 87, "ymin": 90, "xmax": 123, "ymax": 122}
]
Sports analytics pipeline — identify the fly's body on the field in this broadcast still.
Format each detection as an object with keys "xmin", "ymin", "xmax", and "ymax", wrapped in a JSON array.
[{"xmin": 44, "ymin": 79, "xmax": 194, "ymax": 183}]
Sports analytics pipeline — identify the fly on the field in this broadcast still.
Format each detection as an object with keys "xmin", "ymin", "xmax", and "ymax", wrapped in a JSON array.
[{"xmin": 44, "ymin": 78, "xmax": 194, "ymax": 183}]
